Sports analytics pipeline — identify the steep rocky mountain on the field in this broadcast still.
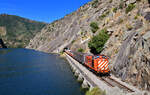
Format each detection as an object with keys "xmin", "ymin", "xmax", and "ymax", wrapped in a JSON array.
[
  {"xmin": 0, "ymin": 14, "xmax": 46, "ymax": 48},
  {"xmin": 27, "ymin": 0, "xmax": 150, "ymax": 92}
]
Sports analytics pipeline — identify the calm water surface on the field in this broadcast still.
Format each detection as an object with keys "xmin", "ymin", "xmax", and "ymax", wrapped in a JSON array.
[{"xmin": 0, "ymin": 48, "xmax": 83, "ymax": 95}]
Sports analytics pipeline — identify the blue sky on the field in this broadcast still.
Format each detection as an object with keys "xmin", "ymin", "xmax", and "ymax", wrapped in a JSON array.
[{"xmin": 0, "ymin": 0, "xmax": 91, "ymax": 23}]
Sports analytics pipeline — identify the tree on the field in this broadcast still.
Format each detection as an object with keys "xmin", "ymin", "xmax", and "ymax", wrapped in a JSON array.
[
  {"xmin": 90, "ymin": 22, "xmax": 99, "ymax": 33},
  {"xmin": 88, "ymin": 29, "xmax": 109, "ymax": 54}
]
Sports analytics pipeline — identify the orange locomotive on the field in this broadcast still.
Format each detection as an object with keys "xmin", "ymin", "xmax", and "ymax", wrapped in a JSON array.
[
  {"xmin": 65, "ymin": 50, "xmax": 110, "ymax": 74},
  {"xmin": 84, "ymin": 54, "xmax": 110, "ymax": 74}
]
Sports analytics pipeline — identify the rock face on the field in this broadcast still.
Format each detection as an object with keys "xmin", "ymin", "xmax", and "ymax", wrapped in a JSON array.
[
  {"xmin": 112, "ymin": 31, "xmax": 150, "ymax": 91},
  {"xmin": 0, "ymin": 39, "xmax": 7, "ymax": 48},
  {"xmin": 27, "ymin": 0, "xmax": 150, "ymax": 92}
]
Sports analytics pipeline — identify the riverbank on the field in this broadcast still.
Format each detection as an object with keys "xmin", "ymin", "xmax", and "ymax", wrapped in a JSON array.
[{"xmin": 0, "ymin": 39, "xmax": 7, "ymax": 48}]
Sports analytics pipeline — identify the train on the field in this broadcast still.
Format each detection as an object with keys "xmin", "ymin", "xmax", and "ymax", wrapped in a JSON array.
[{"xmin": 65, "ymin": 49, "xmax": 110, "ymax": 75}]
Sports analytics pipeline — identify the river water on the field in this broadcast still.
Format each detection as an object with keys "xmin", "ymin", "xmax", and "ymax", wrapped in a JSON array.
[{"xmin": 0, "ymin": 48, "xmax": 83, "ymax": 95}]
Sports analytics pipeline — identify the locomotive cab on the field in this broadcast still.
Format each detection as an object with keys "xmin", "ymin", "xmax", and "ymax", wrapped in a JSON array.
[{"xmin": 96, "ymin": 55, "xmax": 110, "ymax": 73}]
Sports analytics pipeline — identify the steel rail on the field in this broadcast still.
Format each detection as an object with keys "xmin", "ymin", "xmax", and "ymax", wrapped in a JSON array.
[{"xmin": 65, "ymin": 51, "xmax": 135, "ymax": 93}]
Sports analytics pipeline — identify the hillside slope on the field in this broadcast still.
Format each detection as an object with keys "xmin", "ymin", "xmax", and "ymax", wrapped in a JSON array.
[
  {"xmin": 27, "ymin": 0, "xmax": 150, "ymax": 91},
  {"xmin": 0, "ymin": 14, "xmax": 46, "ymax": 48}
]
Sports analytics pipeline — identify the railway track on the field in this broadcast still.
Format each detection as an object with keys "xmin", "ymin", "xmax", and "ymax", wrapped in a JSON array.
[
  {"xmin": 98, "ymin": 77, "xmax": 114, "ymax": 87},
  {"xmin": 98, "ymin": 76, "xmax": 134, "ymax": 93},
  {"xmin": 65, "ymin": 52, "xmax": 135, "ymax": 93}
]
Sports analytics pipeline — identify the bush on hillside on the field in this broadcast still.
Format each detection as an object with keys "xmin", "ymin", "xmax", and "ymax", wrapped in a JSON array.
[
  {"xmin": 86, "ymin": 87, "xmax": 106, "ymax": 95},
  {"xmin": 88, "ymin": 29, "xmax": 109, "ymax": 54},
  {"xmin": 99, "ymin": 11, "xmax": 110, "ymax": 20},
  {"xmin": 119, "ymin": 0, "xmax": 124, "ymax": 9},
  {"xmin": 90, "ymin": 22, "xmax": 99, "ymax": 33},
  {"xmin": 125, "ymin": 4, "xmax": 136, "ymax": 14},
  {"xmin": 71, "ymin": 40, "xmax": 75, "ymax": 44},
  {"xmin": 112, "ymin": 7, "xmax": 117, "ymax": 13},
  {"xmin": 134, "ymin": 15, "xmax": 138, "ymax": 19},
  {"xmin": 92, "ymin": 0, "xmax": 99, "ymax": 8},
  {"xmin": 109, "ymin": 0, "xmax": 113, "ymax": 3},
  {"xmin": 99, "ymin": 14, "xmax": 106, "ymax": 20},
  {"xmin": 126, "ymin": 24, "xmax": 133, "ymax": 30},
  {"xmin": 78, "ymin": 48, "xmax": 84, "ymax": 52}
]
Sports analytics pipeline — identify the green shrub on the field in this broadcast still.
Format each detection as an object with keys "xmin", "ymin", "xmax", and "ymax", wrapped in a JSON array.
[
  {"xmin": 86, "ymin": 87, "xmax": 106, "ymax": 95},
  {"xmin": 88, "ymin": 29, "xmax": 109, "ymax": 54},
  {"xmin": 125, "ymin": 4, "xmax": 136, "ymax": 14},
  {"xmin": 99, "ymin": 14, "xmax": 106, "ymax": 20},
  {"xmin": 78, "ymin": 48, "xmax": 84, "ymax": 52},
  {"xmin": 119, "ymin": 1, "xmax": 124, "ymax": 9},
  {"xmin": 109, "ymin": 0, "xmax": 113, "ymax": 3},
  {"xmin": 126, "ymin": 24, "xmax": 133, "ymax": 30},
  {"xmin": 90, "ymin": 22, "xmax": 99, "ymax": 33},
  {"xmin": 71, "ymin": 40, "xmax": 75, "ymax": 44},
  {"xmin": 113, "ymin": 7, "xmax": 117, "ymax": 13},
  {"xmin": 59, "ymin": 51, "xmax": 64, "ymax": 55},
  {"xmin": 92, "ymin": 0, "xmax": 99, "ymax": 8},
  {"xmin": 99, "ymin": 11, "xmax": 110, "ymax": 20},
  {"xmin": 81, "ymin": 32, "xmax": 84, "ymax": 35},
  {"xmin": 134, "ymin": 15, "xmax": 138, "ymax": 19}
]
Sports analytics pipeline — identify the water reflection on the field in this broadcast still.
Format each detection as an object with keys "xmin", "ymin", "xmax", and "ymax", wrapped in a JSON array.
[{"xmin": 0, "ymin": 48, "xmax": 13, "ymax": 55}]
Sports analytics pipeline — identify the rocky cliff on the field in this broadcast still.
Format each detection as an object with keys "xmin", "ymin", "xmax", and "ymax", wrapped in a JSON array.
[{"xmin": 27, "ymin": 0, "xmax": 150, "ymax": 92}]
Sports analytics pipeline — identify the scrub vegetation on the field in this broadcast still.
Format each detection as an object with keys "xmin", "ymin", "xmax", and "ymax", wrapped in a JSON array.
[
  {"xmin": 125, "ymin": 4, "xmax": 136, "ymax": 14},
  {"xmin": 88, "ymin": 29, "xmax": 109, "ymax": 54},
  {"xmin": 86, "ymin": 87, "xmax": 106, "ymax": 95},
  {"xmin": 78, "ymin": 48, "xmax": 84, "ymax": 52},
  {"xmin": 90, "ymin": 22, "xmax": 99, "ymax": 33}
]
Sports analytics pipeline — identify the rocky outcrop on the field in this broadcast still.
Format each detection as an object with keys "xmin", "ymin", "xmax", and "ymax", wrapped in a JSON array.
[
  {"xmin": 0, "ymin": 39, "xmax": 7, "ymax": 48},
  {"xmin": 112, "ymin": 30, "xmax": 150, "ymax": 91},
  {"xmin": 27, "ymin": 0, "xmax": 150, "ymax": 92}
]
